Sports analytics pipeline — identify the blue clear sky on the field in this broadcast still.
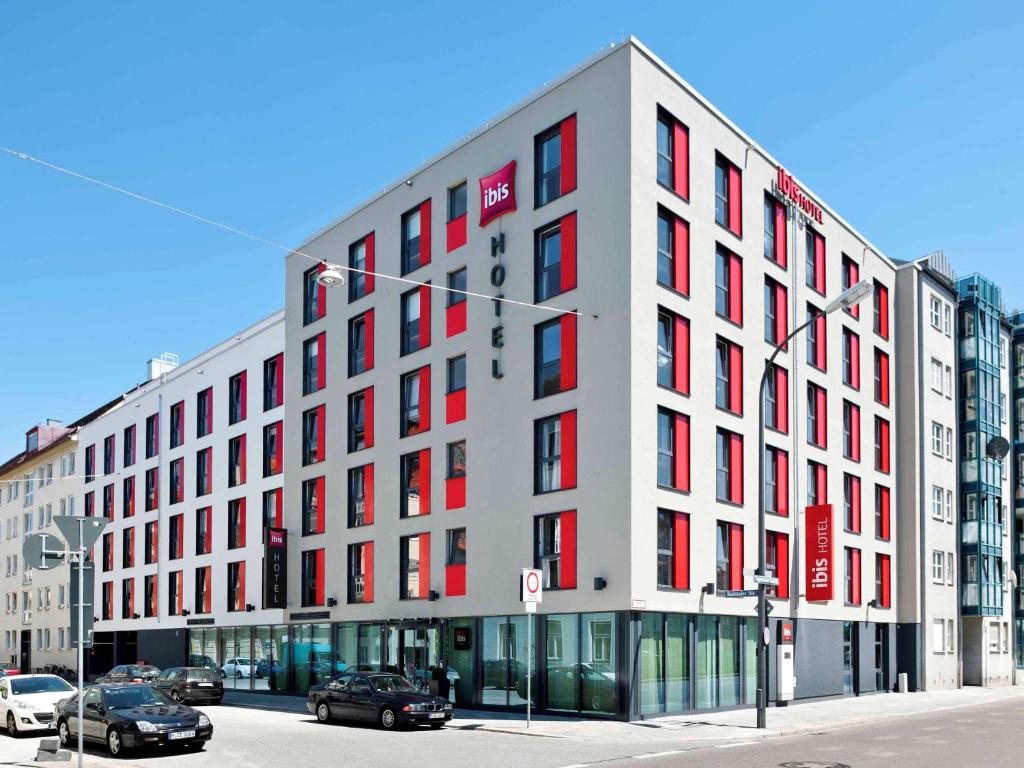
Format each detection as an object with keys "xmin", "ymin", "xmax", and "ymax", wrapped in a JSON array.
[{"xmin": 1, "ymin": 1, "xmax": 1021, "ymax": 459}]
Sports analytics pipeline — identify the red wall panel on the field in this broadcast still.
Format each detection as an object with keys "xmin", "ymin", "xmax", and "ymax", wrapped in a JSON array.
[
  {"xmin": 559, "ymin": 510, "xmax": 577, "ymax": 589},
  {"xmin": 560, "ymin": 411, "xmax": 577, "ymax": 489},
  {"xmin": 559, "ymin": 115, "xmax": 577, "ymax": 195},
  {"xmin": 560, "ymin": 314, "xmax": 577, "ymax": 391},
  {"xmin": 560, "ymin": 212, "xmax": 577, "ymax": 293}
]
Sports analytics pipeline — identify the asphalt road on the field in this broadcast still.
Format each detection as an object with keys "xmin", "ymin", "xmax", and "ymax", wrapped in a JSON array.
[{"xmin": 0, "ymin": 695, "xmax": 1018, "ymax": 768}]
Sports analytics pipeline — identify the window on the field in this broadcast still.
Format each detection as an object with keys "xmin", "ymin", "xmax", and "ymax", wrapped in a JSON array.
[
  {"xmin": 400, "ymin": 533, "xmax": 431, "ymax": 599},
  {"xmin": 302, "ymin": 477, "xmax": 325, "ymax": 535},
  {"xmin": 196, "ymin": 387, "xmax": 212, "ymax": 437},
  {"xmin": 657, "ymin": 509, "xmax": 690, "ymax": 590},
  {"xmin": 715, "ymin": 337, "xmax": 743, "ymax": 414},
  {"xmin": 169, "ymin": 401, "xmax": 184, "ymax": 448},
  {"xmin": 535, "ymin": 510, "xmax": 576, "ymax": 589},
  {"xmin": 168, "ymin": 514, "xmax": 184, "ymax": 560},
  {"xmin": 262, "ymin": 488, "xmax": 283, "ymax": 530},
  {"xmin": 931, "ymin": 358, "xmax": 943, "ymax": 392},
  {"xmin": 228, "ymin": 435, "xmax": 246, "ymax": 487},
  {"xmin": 447, "ymin": 440, "xmax": 466, "ymax": 479},
  {"xmin": 535, "ymin": 115, "xmax": 575, "ymax": 207},
  {"xmin": 144, "ymin": 521, "xmax": 158, "ymax": 565},
  {"xmin": 195, "ymin": 507, "xmax": 211, "ymax": 555},
  {"xmin": 348, "ymin": 233, "xmax": 374, "ymax": 302},
  {"xmin": 445, "ymin": 528, "xmax": 467, "ymax": 596},
  {"xmin": 400, "ymin": 367, "xmax": 430, "ymax": 437},
  {"xmin": 841, "ymin": 255, "xmax": 860, "ymax": 318},
  {"xmin": 714, "ymin": 245, "xmax": 742, "ymax": 324},
  {"xmin": 103, "ymin": 435, "xmax": 115, "ymax": 475},
  {"xmin": 122, "ymin": 477, "xmax": 135, "ymax": 518},
  {"xmin": 303, "ymin": 264, "xmax": 325, "ymax": 324},
  {"xmin": 535, "ymin": 213, "xmax": 577, "ymax": 301},
  {"xmin": 929, "ymin": 295, "xmax": 942, "ymax": 329},
  {"xmin": 263, "ymin": 353, "xmax": 284, "ymax": 410},
  {"xmin": 945, "ymin": 490, "xmax": 953, "ymax": 523},
  {"xmin": 401, "ymin": 286, "xmax": 431, "ymax": 355},
  {"xmin": 714, "ymin": 153, "xmax": 741, "ymax": 235},
  {"xmin": 301, "ymin": 549, "xmax": 325, "ymax": 607},
  {"xmin": 228, "ymin": 498, "xmax": 246, "ymax": 550},
  {"xmin": 145, "ymin": 414, "xmax": 159, "ymax": 459},
  {"xmin": 535, "ymin": 412, "xmax": 576, "ymax": 493},
  {"xmin": 764, "ymin": 364, "xmax": 788, "ymax": 433},
  {"xmin": 807, "ymin": 383, "xmax": 827, "ymax": 448},
  {"xmin": 806, "ymin": 304, "xmax": 826, "ymax": 369},
  {"xmin": 227, "ymin": 561, "xmax": 245, "ymax": 612},
  {"xmin": 303, "ymin": 334, "xmax": 325, "ymax": 394},
  {"xmin": 349, "ymin": 311, "xmax": 372, "ymax": 376},
  {"xmin": 764, "ymin": 194, "xmax": 786, "ymax": 266},
  {"xmin": 807, "ymin": 461, "xmax": 827, "ymax": 506},
  {"xmin": 843, "ymin": 473, "xmax": 861, "ymax": 532},
  {"xmin": 169, "ymin": 459, "xmax": 183, "ymax": 504},
  {"xmin": 123, "ymin": 425, "xmax": 136, "ymax": 467},
  {"xmin": 657, "ymin": 307, "xmax": 689, "ymax": 392},
  {"xmin": 715, "ymin": 521, "xmax": 742, "ymax": 590},
  {"xmin": 944, "ymin": 304, "xmax": 952, "ymax": 336},
  {"xmin": 764, "ymin": 446, "xmax": 788, "ymax": 516},
  {"xmin": 168, "ymin": 571, "xmax": 183, "ymax": 616},
  {"xmin": 805, "ymin": 228, "xmax": 825, "ymax": 294},
  {"xmin": 764, "ymin": 277, "xmax": 788, "ymax": 345},
  {"xmin": 932, "ymin": 486, "xmax": 944, "ymax": 520},
  {"xmin": 873, "ymin": 280, "xmax": 889, "ymax": 339},
  {"xmin": 446, "ymin": 268, "xmax": 467, "ymax": 337},
  {"xmin": 228, "ymin": 371, "xmax": 247, "ymax": 424},
  {"xmin": 448, "ymin": 181, "xmax": 467, "ymax": 221},
  {"xmin": 875, "ymin": 417, "xmax": 891, "ymax": 473},
  {"xmin": 348, "ymin": 542, "xmax": 373, "ymax": 603},
  {"xmin": 656, "ymin": 107, "xmax": 688, "ymax": 197},
  {"xmin": 400, "ymin": 451, "xmax": 429, "ymax": 518},
  {"xmin": 263, "ymin": 421, "xmax": 282, "ymax": 477},
  {"xmin": 302, "ymin": 405, "xmax": 324, "ymax": 465},
  {"xmin": 657, "ymin": 407, "xmax": 690, "ymax": 492},
  {"xmin": 931, "ymin": 422, "xmax": 943, "ymax": 455},
  {"xmin": 874, "ymin": 349, "xmax": 890, "ymax": 405},
  {"xmin": 196, "ymin": 447, "xmax": 212, "ymax": 496},
  {"xmin": 842, "ymin": 328, "xmax": 860, "ymax": 388},
  {"xmin": 401, "ymin": 200, "xmax": 430, "ymax": 275},
  {"xmin": 876, "ymin": 554, "xmax": 891, "ymax": 608},
  {"xmin": 765, "ymin": 531, "xmax": 789, "ymax": 598},
  {"xmin": 845, "ymin": 547, "xmax": 861, "ymax": 605},
  {"xmin": 945, "ymin": 552, "xmax": 954, "ymax": 585},
  {"xmin": 716, "ymin": 429, "xmax": 743, "ymax": 504},
  {"xmin": 842, "ymin": 401, "xmax": 860, "ymax": 461},
  {"xmin": 944, "ymin": 365, "xmax": 952, "ymax": 398},
  {"xmin": 932, "ymin": 551, "xmax": 944, "ymax": 583},
  {"xmin": 657, "ymin": 207, "xmax": 689, "ymax": 294},
  {"xmin": 348, "ymin": 465, "xmax": 372, "ymax": 527},
  {"xmin": 348, "ymin": 388, "xmax": 372, "ymax": 452},
  {"xmin": 535, "ymin": 315, "xmax": 577, "ymax": 397}
]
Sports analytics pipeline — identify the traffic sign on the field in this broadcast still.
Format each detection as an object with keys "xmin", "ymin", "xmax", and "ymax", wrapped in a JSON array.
[
  {"xmin": 521, "ymin": 568, "xmax": 543, "ymax": 604},
  {"xmin": 721, "ymin": 589, "xmax": 759, "ymax": 598},
  {"xmin": 22, "ymin": 533, "xmax": 65, "ymax": 570},
  {"xmin": 753, "ymin": 574, "xmax": 779, "ymax": 586},
  {"xmin": 54, "ymin": 515, "xmax": 108, "ymax": 553},
  {"xmin": 69, "ymin": 562, "xmax": 96, "ymax": 649}
]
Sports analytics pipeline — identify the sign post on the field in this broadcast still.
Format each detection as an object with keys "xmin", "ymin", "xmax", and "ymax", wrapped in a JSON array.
[
  {"xmin": 521, "ymin": 568, "xmax": 542, "ymax": 728},
  {"xmin": 25, "ymin": 516, "xmax": 107, "ymax": 768}
]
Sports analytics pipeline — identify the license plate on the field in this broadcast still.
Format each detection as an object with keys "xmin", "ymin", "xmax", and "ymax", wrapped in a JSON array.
[
  {"xmin": 197, "ymin": 683, "xmax": 213, "ymax": 687},
  {"xmin": 168, "ymin": 730, "xmax": 196, "ymax": 740},
  {"xmin": 428, "ymin": 713, "xmax": 444, "ymax": 719}
]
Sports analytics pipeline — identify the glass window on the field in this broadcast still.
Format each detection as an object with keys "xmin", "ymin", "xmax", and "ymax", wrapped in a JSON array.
[
  {"xmin": 715, "ymin": 247, "xmax": 729, "ymax": 318},
  {"xmin": 400, "ymin": 452, "xmax": 424, "ymax": 518},
  {"xmin": 448, "ymin": 182, "xmax": 467, "ymax": 221},
  {"xmin": 400, "ymin": 534, "xmax": 424, "ymax": 599},
  {"xmin": 400, "ymin": 370, "xmax": 423, "ymax": 437},
  {"xmin": 535, "ymin": 319, "xmax": 562, "ymax": 398},
  {"xmin": 349, "ymin": 314, "xmax": 368, "ymax": 376},
  {"xmin": 447, "ymin": 355, "xmax": 466, "ymax": 393},
  {"xmin": 447, "ymin": 441, "xmax": 466, "ymax": 479},
  {"xmin": 303, "ymin": 336, "xmax": 320, "ymax": 395},
  {"xmin": 447, "ymin": 267, "xmax": 467, "ymax": 307},
  {"xmin": 656, "ymin": 114, "xmax": 673, "ymax": 187},
  {"xmin": 535, "ymin": 221, "xmax": 562, "ymax": 302},
  {"xmin": 582, "ymin": 613, "xmax": 617, "ymax": 714},
  {"xmin": 657, "ymin": 408, "xmax": 674, "ymax": 488},
  {"xmin": 639, "ymin": 612, "xmax": 664, "ymax": 715},
  {"xmin": 401, "ymin": 205, "xmax": 423, "ymax": 274},
  {"xmin": 535, "ymin": 416, "xmax": 562, "ymax": 493},
  {"xmin": 400, "ymin": 288, "xmax": 421, "ymax": 355},
  {"xmin": 545, "ymin": 614, "xmax": 579, "ymax": 712},
  {"xmin": 348, "ymin": 237, "xmax": 369, "ymax": 302},
  {"xmin": 348, "ymin": 467, "xmax": 368, "ymax": 528},
  {"xmin": 535, "ymin": 125, "xmax": 561, "ymax": 207},
  {"xmin": 535, "ymin": 514, "xmax": 561, "ymax": 588},
  {"xmin": 763, "ymin": 196, "xmax": 776, "ymax": 260},
  {"xmin": 657, "ymin": 310, "xmax": 674, "ymax": 388},
  {"xmin": 446, "ymin": 528, "xmax": 466, "ymax": 566},
  {"xmin": 715, "ymin": 521, "xmax": 730, "ymax": 590},
  {"xmin": 657, "ymin": 210, "xmax": 673, "ymax": 287},
  {"xmin": 348, "ymin": 390, "xmax": 367, "ymax": 452},
  {"xmin": 714, "ymin": 157, "xmax": 728, "ymax": 226},
  {"xmin": 303, "ymin": 265, "xmax": 321, "ymax": 324},
  {"xmin": 657, "ymin": 511, "xmax": 674, "ymax": 588}
]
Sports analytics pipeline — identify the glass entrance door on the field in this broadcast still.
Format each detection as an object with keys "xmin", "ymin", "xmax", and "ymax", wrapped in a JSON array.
[
  {"xmin": 842, "ymin": 622, "xmax": 855, "ymax": 695},
  {"xmin": 384, "ymin": 623, "xmax": 440, "ymax": 691}
]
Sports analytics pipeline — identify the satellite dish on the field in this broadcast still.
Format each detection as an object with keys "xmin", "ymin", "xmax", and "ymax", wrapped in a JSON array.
[{"xmin": 986, "ymin": 436, "xmax": 1010, "ymax": 460}]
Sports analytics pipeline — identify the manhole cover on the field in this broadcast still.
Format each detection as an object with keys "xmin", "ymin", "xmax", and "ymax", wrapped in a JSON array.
[{"xmin": 778, "ymin": 763, "xmax": 851, "ymax": 768}]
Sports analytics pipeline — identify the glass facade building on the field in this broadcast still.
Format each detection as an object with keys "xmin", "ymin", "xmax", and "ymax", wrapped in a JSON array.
[{"xmin": 1010, "ymin": 312, "xmax": 1024, "ymax": 667}]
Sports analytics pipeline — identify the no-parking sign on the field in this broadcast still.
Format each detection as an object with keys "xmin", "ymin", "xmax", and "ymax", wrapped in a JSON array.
[{"xmin": 521, "ymin": 568, "xmax": 543, "ymax": 613}]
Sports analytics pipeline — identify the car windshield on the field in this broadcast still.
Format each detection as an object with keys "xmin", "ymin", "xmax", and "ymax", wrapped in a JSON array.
[
  {"xmin": 11, "ymin": 677, "xmax": 74, "ymax": 695},
  {"xmin": 370, "ymin": 675, "xmax": 418, "ymax": 693},
  {"xmin": 187, "ymin": 669, "xmax": 220, "ymax": 682},
  {"xmin": 127, "ymin": 666, "xmax": 158, "ymax": 676},
  {"xmin": 233, "ymin": 659, "xmax": 252, "ymax": 665},
  {"xmin": 103, "ymin": 686, "xmax": 174, "ymax": 710}
]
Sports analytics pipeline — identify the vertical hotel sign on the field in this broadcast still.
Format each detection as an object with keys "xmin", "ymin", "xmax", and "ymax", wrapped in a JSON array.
[
  {"xmin": 263, "ymin": 527, "xmax": 287, "ymax": 609},
  {"xmin": 478, "ymin": 160, "xmax": 517, "ymax": 379},
  {"xmin": 804, "ymin": 504, "xmax": 833, "ymax": 601}
]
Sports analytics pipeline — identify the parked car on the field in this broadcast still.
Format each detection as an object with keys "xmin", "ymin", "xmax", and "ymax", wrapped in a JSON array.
[
  {"xmin": 220, "ymin": 658, "xmax": 255, "ymax": 679},
  {"xmin": 254, "ymin": 659, "xmax": 285, "ymax": 679},
  {"xmin": 55, "ymin": 684, "xmax": 213, "ymax": 757},
  {"xmin": 0, "ymin": 674, "xmax": 76, "ymax": 736},
  {"xmin": 308, "ymin": 672, "xmax": 453, "ymax": 730},
  {"xmin": 0, "ymin": 663, "xmax": 22, "ymax": 678},
  {"xmin": 152, "ymin": 667, "xmax": 223, "ymax": 704},
  {"xmin": 188, "ymin": 655, "xmax": 219, "ymax": 672},
  {"xmin": 94, "ymin": 664, "xmax": 161, "ymax": 684}
]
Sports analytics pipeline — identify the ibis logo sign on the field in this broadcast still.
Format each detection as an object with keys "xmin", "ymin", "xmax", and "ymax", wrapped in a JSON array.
[
  {"xmin": 805, "ymin": 504, "xmax": 833, "ymax": 602},
  {"xmin": 776, "ymin": 167, "xmax": 824, "ymax": 225},
  {"xmin": 479, "ymin": 161, "xmax": 517, "ymax": 227}
]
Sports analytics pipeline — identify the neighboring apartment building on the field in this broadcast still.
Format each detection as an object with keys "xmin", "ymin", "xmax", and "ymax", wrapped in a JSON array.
[
  {"xmin": 894, "ymin": 252, "xmax": 960, "ymax": 690},
  {"xmin": 0, "ymin": 415, "xmax": 108, "ymax": 672},
  {"xmin": 955, "ymin": 274, "xmax": 1015, "ymax": 686},
  {"xmin": 79, "ymin": 312, "xmax": 286, "ymax": 684},
  {"xmin": 1009, "ymin": 311, "xmax": 1024, "ymax": 670}
]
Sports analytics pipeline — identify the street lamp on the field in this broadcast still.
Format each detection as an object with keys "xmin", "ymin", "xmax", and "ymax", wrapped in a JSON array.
[{"xmin": 755, "ymin": 278, "xmax": 873, "ymax": 729}]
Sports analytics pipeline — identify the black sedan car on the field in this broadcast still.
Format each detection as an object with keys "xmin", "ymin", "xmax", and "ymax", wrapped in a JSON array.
[
  {"xmin": 94, "ymin": 664, "xmax": 161, "ymax": 684},
  {"xmin": 55, "ymin": 684, "xmax": 213, "ymax": 757},
  {"xmin": 152, "ymin": 667, "xmax": 224, "ymax": 704},
  {"xmin": 308, "ymin": 673, "xmax": 453, "ymax": 730}
]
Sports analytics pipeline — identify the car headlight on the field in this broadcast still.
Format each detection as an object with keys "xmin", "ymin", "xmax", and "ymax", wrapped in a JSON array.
[
  {"xmin": 12, "ymin": 699, "xmax": 33, "ymax": 710},
  {"xmin": 443, "ymin": 703, "xmax": 453, "ymax": 710},
  {"xmin": 136, "ymin": 721, "xmax": 158, "ymax": 733},
  {"xmin": 198, "ymin": 714, "xmax": 211, "ymax": 727}
]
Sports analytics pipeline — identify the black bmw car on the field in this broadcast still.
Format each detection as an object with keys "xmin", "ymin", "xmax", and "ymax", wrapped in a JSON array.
[
  {"xmin": 55, "ymin": 684, "xmax": 213, "ymax": 757},
  {"xmin": 308, "ymin": 672, "xmax": 453, "ymax": 729},
  {"xmin": 152, "ymin": 667, "xmax": 224, "ymax": 704}
]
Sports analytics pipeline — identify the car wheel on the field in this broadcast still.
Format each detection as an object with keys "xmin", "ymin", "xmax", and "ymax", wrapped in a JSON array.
[
  {"xmin": 316, "ymin": 702, "xmax": 330, "ymax": 723},
  {"xmin": 107, "ymin": 727, "xmax": 125, "ymax": 757},
  {"xmin": 379, "ymin": 707, "xmax": 398, "ymax": 730},
  {"xmin": 213, "ymin": 697, "xmax": 223, "ymax": 705},
  {"xmin": 235, "ymin": 670, "xmax": 242, "ymax": 679},
  {"xmin": 590, "ymin": 694, "xmax": 603, "ymax": 711},
  {"xmin": 57, "ymin": 719, "xmax": 70, "ymax": 747},
  {"xmin": 6, "ymin": 711, "xmax": 18, "ymax": 738}
]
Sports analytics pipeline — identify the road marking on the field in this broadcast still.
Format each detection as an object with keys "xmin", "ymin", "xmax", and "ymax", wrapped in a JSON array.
[
  {"xmin": 715, "ymin": 741, "xmax": 757, "ymax": 748},
  {"xmin": 635, "ymin": 750, "xmax": 683, "ymax": 759}
]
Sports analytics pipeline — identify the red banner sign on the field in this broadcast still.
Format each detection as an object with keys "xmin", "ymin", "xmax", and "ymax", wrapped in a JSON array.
[
  {"xmin": 777, "ymin": 167, "xmax": 823, "ymax": 224},
  {"xmin": 805, "ymin": 504, "xmax": 833, "ymax": 602},
  {"xmin": 479, "ymin": 160, "xmax": 517, "ymax": 227}
]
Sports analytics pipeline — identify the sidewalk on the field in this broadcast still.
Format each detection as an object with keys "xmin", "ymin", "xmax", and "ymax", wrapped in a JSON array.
[{"xmin": 223, "ymin": 685, "xmax": 1024, "ymax": 744}]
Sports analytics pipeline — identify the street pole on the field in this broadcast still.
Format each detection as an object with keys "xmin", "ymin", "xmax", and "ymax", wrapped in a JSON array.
[
  {"xmin": 76, "ymin": 518, "xmax": 84, "ymax": 768},
  {"xmin": 526, "ymin": 615, "xmax": 531, "ymax": 729}
]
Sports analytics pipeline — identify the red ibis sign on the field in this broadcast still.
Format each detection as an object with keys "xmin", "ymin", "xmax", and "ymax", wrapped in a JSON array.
[
  {"xmin": 805, "ymin": 504, "xmax": 833, "ymax": 602},
  {"xmin": 776, "ymin": 167, "xmax": 823, "ymax": 224},
  {"xmin": 479, "ymin": 161, "xmax": 517, "ymax": 227}
]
